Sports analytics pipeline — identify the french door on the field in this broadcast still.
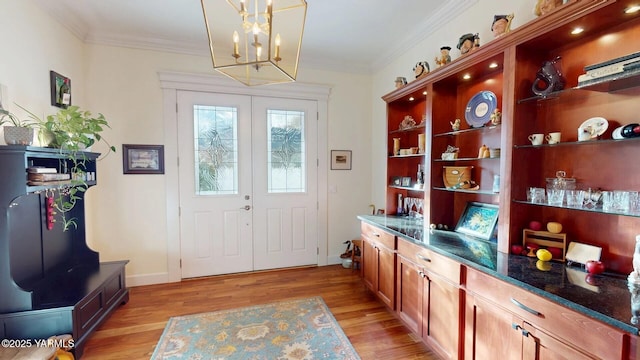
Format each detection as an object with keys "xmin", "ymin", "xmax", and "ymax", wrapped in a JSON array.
[{"xmin": 177, "ymin": 91, "xmax": 318, "ymax": 278}]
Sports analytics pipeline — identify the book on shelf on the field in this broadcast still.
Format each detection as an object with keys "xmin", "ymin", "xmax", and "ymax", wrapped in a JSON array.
[
  {"xmin": 27, "ymin": 166, "xmax": 58, "ymax": 174},
  {"xmin": 583, "ymin": 51, "xmax": 640, "ymax": 72},
  {"xmin": 27, "ymin": 173, "xmax": 71, "ymax": 182},
  {"xmin": 578, "ymin": 51, "xmax": 640, "ymax": 83},
  {"xmin": 577, "ymin": 66, "xmax": 640, "ymax": 88}
]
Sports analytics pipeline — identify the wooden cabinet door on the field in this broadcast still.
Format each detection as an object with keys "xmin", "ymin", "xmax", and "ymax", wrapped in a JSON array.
[
  {"xmin": 521, "ymin": 323, "xmax": 595, "ymax": 360},
  {"xmin": 362, "ymin": 237, "xmax": 377, "ymax": 292},
  {"xmin": 423, "ymin": 271, "xmax": 460, "ymax": 360},
  {"xmin": 376, "ymin": 243, "xmax": 396, "ymax": 309},
  {"xmin": 396, "ymin": 255, "xmax": 422, "ymax": 334},
  {"xmin": 464, "ymin": 293, "xmax": 522, "ymax": 360}
]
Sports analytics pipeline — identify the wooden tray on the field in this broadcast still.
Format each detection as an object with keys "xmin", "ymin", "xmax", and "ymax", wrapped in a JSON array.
[{"xmin": 522, "ymin": 229, "xmax": 567, "ymax": 262}]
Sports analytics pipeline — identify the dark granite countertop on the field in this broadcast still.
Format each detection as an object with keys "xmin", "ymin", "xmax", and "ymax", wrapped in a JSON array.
[{"xmin": 357, "ymin": 214, "xmax": 640, "ymax": 335}]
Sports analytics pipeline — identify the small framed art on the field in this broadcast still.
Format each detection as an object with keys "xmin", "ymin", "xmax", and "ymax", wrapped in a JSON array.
[
  {"xmin": 331, "ymin": 150, "xmax": 352, "ymax": 170},
  {"xmin": 50, "ymin": 71, "xmax": 71, "ymax": 108},
  {"xmin": 122, "ymin": 144, "xmax": 165, "ymax": 174},
  {"xmin": 455, "ymin": 202, "xmax": 499, "ymax": 240}
]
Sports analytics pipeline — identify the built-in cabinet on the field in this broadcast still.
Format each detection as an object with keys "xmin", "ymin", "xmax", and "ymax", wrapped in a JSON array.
[
  {"xmin": 0, "ymin": 146, "xmax": 129, "ymax": 358},
  {"xmin": 382, "ymin": 0, "xmax": 640, "ymax": 273},
  {"xmin": 464, "ymin": 267, "xmax": 627, "ymax": 359},
  {"xmin": 361, "ymin": 222, "xmax": 396, "ymax": 309},
  {"xmin": 397, "ymin": 239, "xmax": 462, "ymax": 360},
  {"xmin": 360, "ymin": 219, "xmax": 639, "ymax": 359}
]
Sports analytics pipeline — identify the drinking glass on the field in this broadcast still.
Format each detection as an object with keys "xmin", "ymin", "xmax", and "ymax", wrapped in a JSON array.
[
  {"xmin": 546, "ymin": 188, "xmax": 565, "ymax": 207},
  {"xmin": 565, "ymin": 190, "xmax": 585, "ymax": 208},
  {"xmin": 528, "ymin": 187, "xmax": 546, "ymax": 204},
  {"xmin": 629, "ymin": 191, "xmax": 640, "ymax": 214},
  {"xmin": 613, "ymin": 190, "xmax": 630, "ymax": 213},
  {"xmin": 602, "ymin": 191, "xmax": 614, "ymax": 212}
]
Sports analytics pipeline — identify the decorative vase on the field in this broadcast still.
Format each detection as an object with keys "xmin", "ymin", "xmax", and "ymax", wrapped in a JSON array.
[
  {"xmin": 3, "ymin": 126, "xmax": 34, "ymax": 145},
  {"xmin": 393, "ymin": 138, "xmax": 401, "ymax": 155}
]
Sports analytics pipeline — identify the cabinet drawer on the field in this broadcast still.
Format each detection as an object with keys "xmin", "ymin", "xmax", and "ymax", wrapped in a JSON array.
[
  {"xmin": 397, "ymin": 238, "xmax": 461, "ymax": 284},
  {"xmin": 361, "ymin": 222, "xmax": 396, "ymax": 250},
  {"xmin": 466, "ymin": 267, "xmax": 626, "ymax": 360}
]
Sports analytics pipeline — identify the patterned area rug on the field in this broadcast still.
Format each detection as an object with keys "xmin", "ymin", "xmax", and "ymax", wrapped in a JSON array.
[{"xmin": 151, "ymin": 296, "xmax": 360, "ymax": 360}]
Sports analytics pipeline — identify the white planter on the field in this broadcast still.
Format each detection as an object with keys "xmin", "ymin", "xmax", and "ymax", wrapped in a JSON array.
[{"xmin": 3, "ymin": 126, "xmax": 34, "ymax": 145}]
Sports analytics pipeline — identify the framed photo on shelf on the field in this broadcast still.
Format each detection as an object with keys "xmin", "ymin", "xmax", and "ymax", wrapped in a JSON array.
[
  {"xmin": 331, "ymin": 150, "xmax": 352, "ymax": 170},
  {"xmin": 391, "ymin": 176, "xmax": 401, "ymax": 186},
  {"xmin": 401, "ymin": 177, "xmax": 412, "ymax": 187},
  {"xmin": 122, "ymin": 144, "xmax": 165, "ymax": 174},
  {"xmin": 455, "ymin": 202, "xmax": 499, "ymax": 240},
  {"xmin": 50, "ymin": 71, "xmax": 71, "ymax": 108}
]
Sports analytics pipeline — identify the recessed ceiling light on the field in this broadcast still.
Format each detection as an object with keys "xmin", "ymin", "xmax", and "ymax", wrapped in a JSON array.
[
  {"xmin": 463, "ymin": 74, "xmax": 471, "ymax": 80},
  {"xmin": 489, "ymin": 62, "xmax": 498, "ymax": 69},
  {"xmin": 422, "ymin": 91, "xmax": 427, "ymax": 96},
  {"xmin": 571, "ymin": 27, "xmax": 584, "ymax": 35},
  {"xmin": 409, "ymin": 97, "xmax": 415, "ymax": 101},
  {"xmin": 625, "ymin": 5, "xmax": 640, "ymax": 13}
]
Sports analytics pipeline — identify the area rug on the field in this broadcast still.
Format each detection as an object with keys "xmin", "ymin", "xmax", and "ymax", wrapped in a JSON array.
[{"xmin": 151, "ymin": 296, "xmax": 360, "ymax": 360}]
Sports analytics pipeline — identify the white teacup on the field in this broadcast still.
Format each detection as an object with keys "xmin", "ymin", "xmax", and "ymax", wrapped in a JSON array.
[
  {"xmin": 528, "ymin": 133, "xmax": 544, "ymax": 145},
  {"xmin": 578, "ymin": 129, "xmax": 592, "ymax": 141},
  {"xmin": 546, "ymin": 132, "xmax": 561, "ymax": 144}
]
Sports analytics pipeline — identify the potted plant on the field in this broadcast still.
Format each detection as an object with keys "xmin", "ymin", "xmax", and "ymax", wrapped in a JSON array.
[
  {"xmin": 0, "ymin": 109, "xmax": 35, "ymax": 145},
  {"xmin": 20, "ymin": 105, "xmax": 116, "ymax": 230}
]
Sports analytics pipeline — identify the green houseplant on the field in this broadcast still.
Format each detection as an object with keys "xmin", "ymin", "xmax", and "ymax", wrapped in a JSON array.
[{"xmin": 20, "ymin": 105, "xmax": 116, "ymax": 230}]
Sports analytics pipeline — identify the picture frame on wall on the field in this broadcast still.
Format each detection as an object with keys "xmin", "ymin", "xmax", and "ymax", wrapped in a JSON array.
[
  {"xmin": 122, "ymin": 144, "xmax": 165, "ymax": 174},
  {"xmin": 330, "ymin": 150, "xmax": 352, "ymax": 170},
  {"xmin": 50, "ymin": 71, "xmax": 71, "ymax": 108},
  {"xmin": 401, "ymin": 177, "xmax": 412, "ymax": 187}
]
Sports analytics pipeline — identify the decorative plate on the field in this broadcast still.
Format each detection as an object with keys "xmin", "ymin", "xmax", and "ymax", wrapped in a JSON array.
[
  {"xmin": 465, "ymin": 91, "xmax": 497, "ymax": 128},
  {"xmin": 579, "ymin": 117, "xmax": 608, "ymax": 139}
]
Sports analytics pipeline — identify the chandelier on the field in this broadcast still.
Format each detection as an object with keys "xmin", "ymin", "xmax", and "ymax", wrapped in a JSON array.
[{"xmin": 201, "ymin": 0, "xmax": 307, "ymax": 86}]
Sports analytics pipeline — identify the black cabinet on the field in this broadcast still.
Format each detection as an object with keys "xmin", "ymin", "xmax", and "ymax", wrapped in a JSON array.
[{"xmin": 0, "ymin": 146, "xmax": 129, "ymax": 358}]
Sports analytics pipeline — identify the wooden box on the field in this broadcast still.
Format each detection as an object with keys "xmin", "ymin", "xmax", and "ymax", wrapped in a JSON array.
[
  {"xmin": 443, "ymin": 166, "xmax": 473, "ymax": 188},
  {"xmin": 522, "ymin": 229, "xmax": 567, "ymax": 262}
]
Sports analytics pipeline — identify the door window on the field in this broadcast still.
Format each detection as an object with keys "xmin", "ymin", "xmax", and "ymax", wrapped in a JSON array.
[
  {"xmin": 267, "ymin": 109, "xmax": 305, "ymax": 193},
  {"xmin": 193, "ymin": 105, "xmax": 238, "ymax": 195}
]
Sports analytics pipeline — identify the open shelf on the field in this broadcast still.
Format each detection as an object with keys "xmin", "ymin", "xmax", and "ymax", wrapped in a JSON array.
[
  {"xmin": 433, "ymin": 124, "xmax": 500, "ymax": 137},
  {"xmin": 513, "ymin": 200, "xmax": 640, "ymax": 218}
]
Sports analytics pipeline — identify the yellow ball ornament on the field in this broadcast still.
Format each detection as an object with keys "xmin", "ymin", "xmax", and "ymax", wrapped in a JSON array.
[{"xmin": 536, "ymin": 249, "xmax": 552, "ymax": 262}]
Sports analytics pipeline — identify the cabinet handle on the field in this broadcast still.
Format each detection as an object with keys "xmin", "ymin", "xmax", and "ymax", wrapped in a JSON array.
[
  {"xmin": 510, "ymin": 298, "xmax": 542, "ymax": 317},
  {"xmin": 417, "ymin": 254, "xmax": 431, "ymax": 263},
  {"xmin": 371, "ymin": 232, "xmax": 380, "ymax": 237},
  {"xmin": 417, "ymin": 270, "xmax": 426, "ymax": 278},
  {"xmin": 511, "ymin": 323, "xmax": 530, "ymax": 337}
]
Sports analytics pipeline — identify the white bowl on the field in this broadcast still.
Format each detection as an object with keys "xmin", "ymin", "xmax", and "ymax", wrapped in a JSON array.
[{"xmin": 341, "ymin": 258, "xmax": 353, "ymax": 268}]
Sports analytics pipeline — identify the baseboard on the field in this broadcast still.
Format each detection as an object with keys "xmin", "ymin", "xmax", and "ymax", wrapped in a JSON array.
[{"xmin": 127, "ymin": 272, "xmax": 172, "ymax": 287}]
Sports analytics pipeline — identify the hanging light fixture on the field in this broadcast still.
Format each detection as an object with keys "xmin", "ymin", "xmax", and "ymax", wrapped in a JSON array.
[{"xmin": 201, "ymin": 0, "xmax": 307, "ymax": 86}]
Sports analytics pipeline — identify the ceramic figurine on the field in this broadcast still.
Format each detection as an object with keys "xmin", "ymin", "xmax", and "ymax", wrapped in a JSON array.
[
  {"xmin": 450, "ymin": 118, "xmax": 461, "ymax": 131},
  {"xmin": 435, "ymin": 46, "xmax": 452, "ymax": 67},
  {"xmin": 395, "ymin": 77, "xmax": 407, "ymax": 88},
  {"xmin": 535, "ymin": 0, "xmax": 563, "ymax": 16},
  {"xmin": 491, "ymin": 13, "xmax": 514, "ymax": 37},
  {"xmin": 490, "ymin": 108, "xmax": 502, "ymax": 125},
  {"xmin": 532, "ymin": 56, "xmax": 565, "ymax": 96},
  {"xmin": 457, "ymin": 33, "xmax": 480, "ymax": 55},
  {"xmin": 413, "ymin": 61, "xmax": 430, "ymax": 79}
]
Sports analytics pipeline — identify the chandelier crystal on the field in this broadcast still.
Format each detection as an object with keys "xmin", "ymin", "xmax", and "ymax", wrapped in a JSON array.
[{"xmin": 201, "ymin": 0, "xmax": 307, "ymax": 86}]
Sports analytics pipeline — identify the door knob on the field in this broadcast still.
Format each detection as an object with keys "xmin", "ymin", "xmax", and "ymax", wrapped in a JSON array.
[{"xmin": 241, "ymin": 205, "xmax": 251, "ymax": 210}]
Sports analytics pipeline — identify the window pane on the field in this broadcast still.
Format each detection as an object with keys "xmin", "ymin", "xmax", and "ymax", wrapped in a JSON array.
[
  {"xmin": 193, "ymin": 105, "xmax": 238, "ymax": 195},
  {"xmin": 267, "ymin": 109, "xmax": 305, "ymax": 193}
]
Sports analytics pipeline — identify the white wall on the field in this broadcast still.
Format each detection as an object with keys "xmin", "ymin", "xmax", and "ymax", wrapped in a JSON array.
[
  {"xmin": 0, "ymin": 1, "xmax": 86, "ymax": 124},
  {"xmin": 370, "ymin": 0, "xmax": 537, "ymax": 208},
  {"xmin": 4, "ymin": 0, "xmax": 542, "ymax": 286},
  {"xmin": 83, "ymin": 45, "xmax": 373, "ymax": 283}
]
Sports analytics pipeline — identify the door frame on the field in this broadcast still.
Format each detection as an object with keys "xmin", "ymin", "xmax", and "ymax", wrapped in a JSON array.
[{"xmin": 159, "ymin": 71, "xmax": 331, "ymax": 282}]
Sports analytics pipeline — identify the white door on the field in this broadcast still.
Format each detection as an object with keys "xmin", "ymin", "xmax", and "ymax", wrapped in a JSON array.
[
  {"xmin": 177, "ymin": 91, "xmax": 318, "ymax": 278},
  {"xmin": 252, "ymin": 97, "xmax": 318, "ymax": 270}
]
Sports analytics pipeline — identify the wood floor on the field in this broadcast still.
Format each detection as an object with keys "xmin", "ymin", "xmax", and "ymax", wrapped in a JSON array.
[{"xmin": 81, "ymin": 265, "xmax": 441, "ymax": 359}]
